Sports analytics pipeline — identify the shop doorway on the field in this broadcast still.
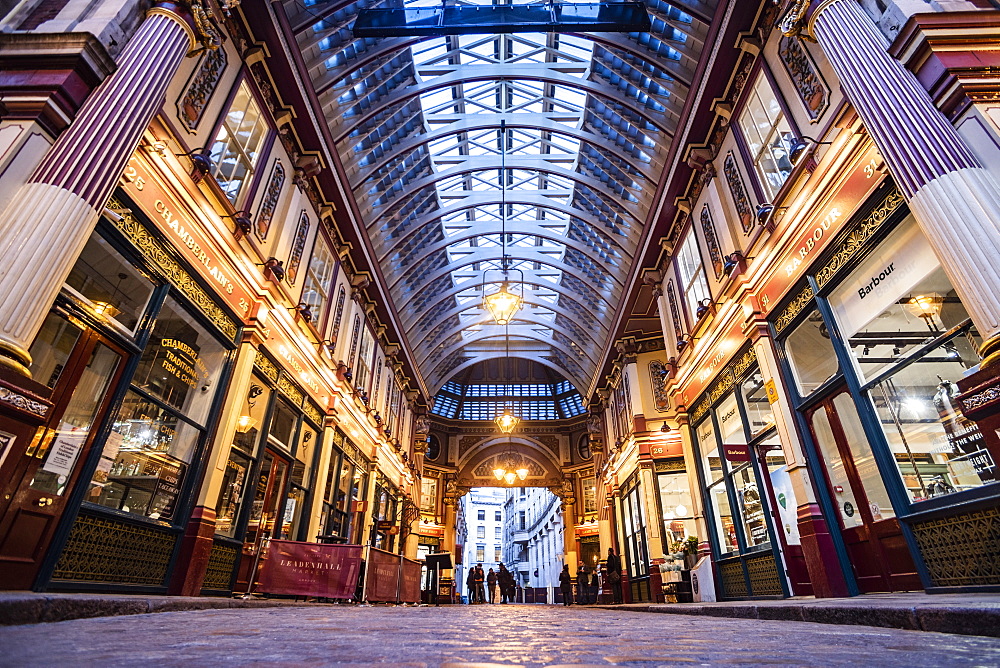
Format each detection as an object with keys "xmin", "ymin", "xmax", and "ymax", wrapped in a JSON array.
[
  {"xmin": 0, "ymin": 312, "xmax": 126, "ymax": 589},
  {"xmin": 806, "ymin": 388, "xmax": 921, "ymax": 592},
  {"xmin": 235, "ymin": 448, "xmax": 290, "ymax": 592}
]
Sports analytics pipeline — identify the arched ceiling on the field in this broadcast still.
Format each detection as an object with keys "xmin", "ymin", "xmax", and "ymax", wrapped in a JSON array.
[{"xmin": 285, "ymin": 0, "xmax": 717, "ymax": 393}]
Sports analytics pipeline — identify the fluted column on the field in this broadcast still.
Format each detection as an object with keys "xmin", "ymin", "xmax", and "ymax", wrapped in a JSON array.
[
  {"xmin": 792, "ymin": 0, "xmax": 1000, "ymax": 364},
  {"xmin": 0, "ymin": 4, "xmax": 195, "ymax": 375}
]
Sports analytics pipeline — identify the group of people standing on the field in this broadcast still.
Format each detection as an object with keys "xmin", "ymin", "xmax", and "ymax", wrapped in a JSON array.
[
  {"xmin": 558, "ymin": 548, "xmax": 623, "ymax": 605},
  {"xmin": 465, "ymin": 563, "xmax": 516, "ymax": 604}
]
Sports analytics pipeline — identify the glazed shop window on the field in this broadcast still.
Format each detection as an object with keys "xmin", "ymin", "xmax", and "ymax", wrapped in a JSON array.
[
  {"xmin": 737, "ymin": 71, "xmax": 796, "ymax": 200},
  {"xmin": 420, "ymin": 477, "xmax": 437, "ymax": 512},
  {"xmin": 215, "ymin": 377, "xmax": 272, "ymax": 538},
  {"xmin": 826, "ymin": 215, "xmax": 995, "ymax": 503},
  {"xmin": 283, "ymin": 423, "xmax": 317, "ymax": 540},
  {"xmin": 299, "ymin": 237, "xmax": 336, "ymax": 331},
  {"xmin": 741, "ymin": 371, "xmax": 776, "ymax": 438},
  {"xmin": 657, "ymin": 470, "xmax": 695, "ymax": 547},
  {"xmin": 827, "ymin": 215, "xmax": 975, "ymax": 384},
  {"xmin": 129, "ymin": 298, "xmax": 227, "ymax": 427},
  {"xmin": 582, "ymin": 476, "xmax": 597, "ymax": 514},
  {"xmin": 87, "ymin": 296, "xmax": 226, "ymax": 521},
  {"xmin": 64, "ymin": 232, "xmax": 154, "ymax": 333},
  {"xmin": 784, "ymin": 307, "xmax": 839, "ymax": 397},
  {"xmin": 675, "ymin": 228, "xmax": 711, "ymax": 324},
  {"xmin": 696, "ymin": 391, "xmax": 777, "ymax": 555},
  {"xmin": 210, "ymin": 81, "xmax": 268, "ymax": 204},
  {"xmin": 268, "ymin": 399, "xmax": 299, "ymax": 451}
]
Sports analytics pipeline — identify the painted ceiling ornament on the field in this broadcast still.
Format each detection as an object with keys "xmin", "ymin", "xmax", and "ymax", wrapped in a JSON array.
[{"xmin": 779, "ymin": 0, "xmax": 813, "ymax": 40}]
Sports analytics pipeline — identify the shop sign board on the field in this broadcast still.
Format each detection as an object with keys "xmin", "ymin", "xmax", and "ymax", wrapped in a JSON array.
[
  {"xmin": 755, "ymin": 144, "xmax": 883, "ymax": 315},
  {"xmin": 262, "ymin": 326, "xmax": 327, "ymax": 401},
  {"xmin": 723, "ymin": 443, "xmax": 750, "ymax": 462},
  {"xmin": 120, "ymin": 156, "xmax": 254, "ymax": 319},
  {"xmin": 257, "ymin": 540, "xmax": 363, "ymax": 598},
  {"xmin": 649, "ymin": 430, "xmax": 683, "ymax": 459}
]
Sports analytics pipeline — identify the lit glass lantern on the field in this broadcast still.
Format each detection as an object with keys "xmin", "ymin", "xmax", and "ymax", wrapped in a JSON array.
[
  {"xmin": 483, "ymin": 282, "xmax": 522, "ymax": 325},
  {"xmin": 494, "ymin": 408, "xmax": 519, "ymax": 434}
]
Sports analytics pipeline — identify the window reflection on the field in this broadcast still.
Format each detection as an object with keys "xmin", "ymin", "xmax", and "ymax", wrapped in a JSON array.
[{"xmin": 785, "ymin": 308, "xmax": 839, "ymax": 396}]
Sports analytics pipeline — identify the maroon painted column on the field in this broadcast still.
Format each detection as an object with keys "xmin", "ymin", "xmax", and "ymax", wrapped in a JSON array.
[
  {"xmin": 784, "ymin": 0, "xmax": 1000, "ymax": 365},
  {"xmin": 0, "ymin": 3, "xmax": 196, "ymax": 376}
]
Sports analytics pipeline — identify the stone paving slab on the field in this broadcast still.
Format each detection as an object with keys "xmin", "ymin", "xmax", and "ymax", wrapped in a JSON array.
[
  {"xmin": 595, "ymin": 592, "xmax": 1000, "ymax": 638},
  {"xmin": 0, "ymin": 591, "xmax": 319, "ymax": 626},
  {"xmin": 2, "ymin": 604, "xmax": 1000, "ymax": 667}
]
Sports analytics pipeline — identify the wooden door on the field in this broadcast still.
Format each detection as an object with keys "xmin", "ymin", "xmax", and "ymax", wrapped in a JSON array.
[
  {"xmin": 806, "ymin": 388, "xmax": 920, "ymax": 592},
  {"xmin": 0, "ymin": 313, "xmax": 125, "ymax": 589}
]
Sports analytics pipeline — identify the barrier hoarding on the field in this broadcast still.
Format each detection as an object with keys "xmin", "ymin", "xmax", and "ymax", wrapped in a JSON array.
[
  {"xmin": 365, "ymin": 547, "xmax": 401, "ymax": 602},
  {"xmin": 257, "ymin": 540, "xmax": 363, "ymax": 598},
  {"xmin": 399, "ymin": 557, "xmax": 422, "ymax": 603}
]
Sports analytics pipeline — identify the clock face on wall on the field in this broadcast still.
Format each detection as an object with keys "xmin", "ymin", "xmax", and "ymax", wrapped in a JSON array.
[
  {"xmin": 426, "ymin": 435, "xmax": 441, "ymax": 461},
  {"xmin": 579, "ymin": 434, "xmax": 591, "ymax": 460}
]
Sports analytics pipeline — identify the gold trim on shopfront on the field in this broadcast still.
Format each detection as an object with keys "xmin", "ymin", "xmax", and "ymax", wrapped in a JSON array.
[
  {"xmin": 814, "ymin": 187, "xmax": 906, "ymax": 289},
  {"xmin": 773, "ymin": 285, "xmax": 815, "ymax": 334},
  {"xmin": 253, "ymin": 350, "xmax": 280, "ymax": 382},
  {"xmin": 690, "ymin": 347, "xmax": 758, "ymax": 424},
  {"xmin": 106, "ymin": 196, "xmax": 238, "ymax": 341},
  {"xmin": 0, "ymin": 385, "xmax": 49, "ymax": 418}
]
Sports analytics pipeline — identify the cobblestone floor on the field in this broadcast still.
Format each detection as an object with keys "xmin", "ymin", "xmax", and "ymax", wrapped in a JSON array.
[{"xmin": 2, "ymin": 603, "xmax": 999, "ymax": 667}]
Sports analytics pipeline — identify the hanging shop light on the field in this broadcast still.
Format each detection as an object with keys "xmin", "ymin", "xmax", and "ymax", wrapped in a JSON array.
[
  {"xmin": 482, "ymin": 119, "xmax": 523, "ymax": 325},
  {"xmin": 495, "ymin": 407, "xmax": 520, "ymax": 434},
  {"xmin": 483, "ymin": 281, "xmax": 523, "ymax": 325},
  {"xmin": 235, "ymin": 384, "xmax": 264, "ymax": 433}
]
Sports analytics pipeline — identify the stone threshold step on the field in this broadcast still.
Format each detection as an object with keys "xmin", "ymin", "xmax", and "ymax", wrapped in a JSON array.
[
  {"xmin": 0, "ymin": 592, "xmax": 326, "ymax": 626},
  {"xmin": 592, "ymin": 597, "xmax": 1000, "ymax": 639}
]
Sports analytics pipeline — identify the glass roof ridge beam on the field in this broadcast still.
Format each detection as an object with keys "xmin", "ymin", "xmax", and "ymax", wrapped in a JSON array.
[
  {"xmin": 399, "ymin": 276, "xmax": 612, "ymax": 334},
  {"xmin": 364, "ymin": 160, "xmax": 647, "ymax": 220},
  {"xmin": 331, "ymin": 66, "xmax": 675, "ymax": 145},
  {"xmin": 409, "ymin": 296, "xmax": 611, "ymax": 341},
  {"xmin": 379, "ymin": 222, "xmax": 630, "ymax": 269},
  {"xmin": 352, "ymin": 3, "xmax": 652, "ymax": 38},
  {"xmin": 411, "ymin": 315, "xmax": 604, "ymax": 361},
  {"xmin": 387, "ymin": 250, "xmax": 626, "ymax": 299},
  {"xmin": 370, "ymin": 192, "xmax": 639, "ymax": 242}
]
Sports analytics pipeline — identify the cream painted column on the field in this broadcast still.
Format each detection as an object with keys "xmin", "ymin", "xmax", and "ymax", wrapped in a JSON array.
[
  {"xmin": 791, "ymin": 0, "xmax": 1000, "ymax": 365},
  {"xmin": 0, "ymin": 4, "xmax": 197, "ymax": 375},
  {"xmin": 561, "ymin": 498, "xmax": 578, "ymax": 568},
  {"xmin": 677, "ymin": 414, "xmax": 713, "ymax": 561},
  {"xmin": 359, "ymin": 461, "xmax": 379, "ymax": 546},
  {"xmin": 639, "ymin": 463, "xmax": 665, "ymax": 559},
  {"xmin": 196, "ymin": 343, "xmax": 259, "ymax": 508}
]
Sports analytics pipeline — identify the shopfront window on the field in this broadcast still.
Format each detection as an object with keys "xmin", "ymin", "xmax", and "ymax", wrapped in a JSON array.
[
  {"xmin": 582, "ymin": 476, "xmax": 597, "ymax": 514},
  {"xmin": 737, "ymin": 71, "xmax": 795, "ymax": 200},
  {"xmin": 694, "ymin": 377, "xmax": 789, "ymax": 558},
  {"xmin": 88, "ymin": 296, "xmax": 226, "ymax": 521},
  {"xmin": 657, "ymin": 469, "xmax": 695, "ymax": 547},
  {"xmin": 64, "ymin": 233, "xmax": 154, "ymax": 333},
  {"xmin": 268, "ymin": 400, "xmax": 298, "ymax": 452},
  {"xmin": 130, "ymin": 298, "xmax": 227, "ymax": 427},
  {"xmin": 620, "ymin": 473, "xmax": 648, "ymax": 577},
  {"xmin": 741, "ymin": 372, "xmax": 775, "ymax": 438},
  {"xmin": 300, "ymin": 238, "xmax": 336, "ymax": 330},
  {"xmin": 785, "ymin": 308, "xmax": 839, "ymax": 396},
  {"xmin": 826, "ymin": 215, "xmax": 995, "ymax": 504},
  {"xmin": 210, "ymin": 81, "xmax": 269, "ymax": 204},
  {"xmin": 215, "ymin": 377, "xmax": 272, "ymax": 538}
]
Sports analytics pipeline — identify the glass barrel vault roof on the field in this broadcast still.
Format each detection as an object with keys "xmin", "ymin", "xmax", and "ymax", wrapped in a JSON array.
[{"xmin": 286, "ymin": 0, "xmax": 715, "ymax": 395}]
